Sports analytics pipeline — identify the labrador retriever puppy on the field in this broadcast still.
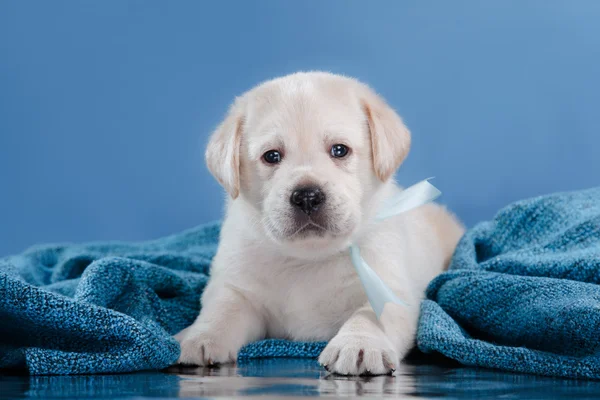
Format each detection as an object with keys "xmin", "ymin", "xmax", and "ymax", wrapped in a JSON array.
[{"xmin": 175, "ymin": 72, "xmax": 464, "ymax": 375}]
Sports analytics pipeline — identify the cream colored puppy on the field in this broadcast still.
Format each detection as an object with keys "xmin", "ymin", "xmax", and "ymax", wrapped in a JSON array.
[{"xmin": 176, "ymin": 72, "xmax": 464, "ymax": 375}]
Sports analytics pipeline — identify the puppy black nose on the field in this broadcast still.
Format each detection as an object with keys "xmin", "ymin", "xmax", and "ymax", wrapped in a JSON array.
[{"xmin": 290, "ymin": 187, "xmax": 326, "ymax": 215}]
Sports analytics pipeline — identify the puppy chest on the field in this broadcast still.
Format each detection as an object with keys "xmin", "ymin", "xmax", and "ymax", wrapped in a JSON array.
[{"xmin": 262, "ymin": 268, "xmax": 367, "ymax": 340}]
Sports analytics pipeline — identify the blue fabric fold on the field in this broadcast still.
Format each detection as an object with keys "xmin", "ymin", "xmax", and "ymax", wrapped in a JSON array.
[
  {"xmin": 417, "ymin": 187, "xmax": 600, "ymax": 379},
  {"xmin": 0, "ymin": 223, "xmax": 322, "ymax": 375}
]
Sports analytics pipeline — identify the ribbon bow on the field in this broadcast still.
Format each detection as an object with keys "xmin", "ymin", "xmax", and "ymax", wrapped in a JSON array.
[{"xmin": 349, "ymin": 179, "xmax": 441, "ymax": 319}]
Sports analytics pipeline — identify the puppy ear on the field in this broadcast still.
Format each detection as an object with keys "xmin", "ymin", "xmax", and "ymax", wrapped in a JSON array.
[
  {"xmin": 362, "ymin": 94, "xmax": 411, "ymax": 182},
  {"xmin": 206, "ymin": 101, "xmax": 244, "ymax": 199}
]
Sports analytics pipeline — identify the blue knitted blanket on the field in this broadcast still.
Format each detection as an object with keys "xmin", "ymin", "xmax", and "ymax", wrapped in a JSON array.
[
  {"xmin": 417, "ymin": 187, "xmax": 600, "ymax": 379},
  {"xmin": 0, "ymin": 223, "xmax": 324, "ymax": 375},
  {"xmin": 1, "ymin": 187, "xmax": 599, "ymax": 377}
]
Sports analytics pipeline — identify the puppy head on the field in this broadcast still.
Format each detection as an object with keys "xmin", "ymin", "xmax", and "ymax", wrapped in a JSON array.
[{"xmin": 206, "ymin": 72, "xmax": 410, "ymax": 258}]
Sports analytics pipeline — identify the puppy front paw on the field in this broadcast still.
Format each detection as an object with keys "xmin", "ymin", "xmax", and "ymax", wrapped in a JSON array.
[
  {"xmin": 176, "ymin": 327, "xmax": 238, "ymax": 366},
  {"xmin": 318, "ymin": 332, "xmax": 398, "ymax": 376}
]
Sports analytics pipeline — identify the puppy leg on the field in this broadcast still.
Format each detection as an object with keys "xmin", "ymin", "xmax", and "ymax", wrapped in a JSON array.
[
  {"xmin": 318, "ymin": 302, "xmax": 419, "ymax": 375},
  {"xmin": 176, "ymin": 284, "xmax": 265, "ymax": 366}
]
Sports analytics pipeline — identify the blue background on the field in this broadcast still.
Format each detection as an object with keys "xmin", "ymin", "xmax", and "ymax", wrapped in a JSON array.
[{"xmin": 1, "ymin": 1, "xmax": 599, "ymax": 256}]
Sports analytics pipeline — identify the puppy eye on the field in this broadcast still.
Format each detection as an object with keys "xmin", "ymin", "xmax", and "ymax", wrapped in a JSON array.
[
  {"xmin": 330, "ymin": 144, "xmax": 349, "ymax": 158},
  {"xmin": 263, "ymin": 150, "xmax": 282, "ymax": 164}
]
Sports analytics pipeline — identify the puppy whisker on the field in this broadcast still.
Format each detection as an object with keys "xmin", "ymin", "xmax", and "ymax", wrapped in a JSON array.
[
  {"xmin": 307, "ymin": 220, "xmax": 327, "ymax": 231},
  {"xmin": 288, "ymin": 223, "xmax": 311, "ymax": 238}
]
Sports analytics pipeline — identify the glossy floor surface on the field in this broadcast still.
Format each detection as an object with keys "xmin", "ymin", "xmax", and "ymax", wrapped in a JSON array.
[{"xmin": 2, "ymin": 357, "xmax": 600, "ymax": 399}]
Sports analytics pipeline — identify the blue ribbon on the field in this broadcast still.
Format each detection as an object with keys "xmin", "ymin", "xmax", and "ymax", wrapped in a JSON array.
[{"xmin": 350, "ymin": 179, "xmax": 442, "ymax": 319}]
